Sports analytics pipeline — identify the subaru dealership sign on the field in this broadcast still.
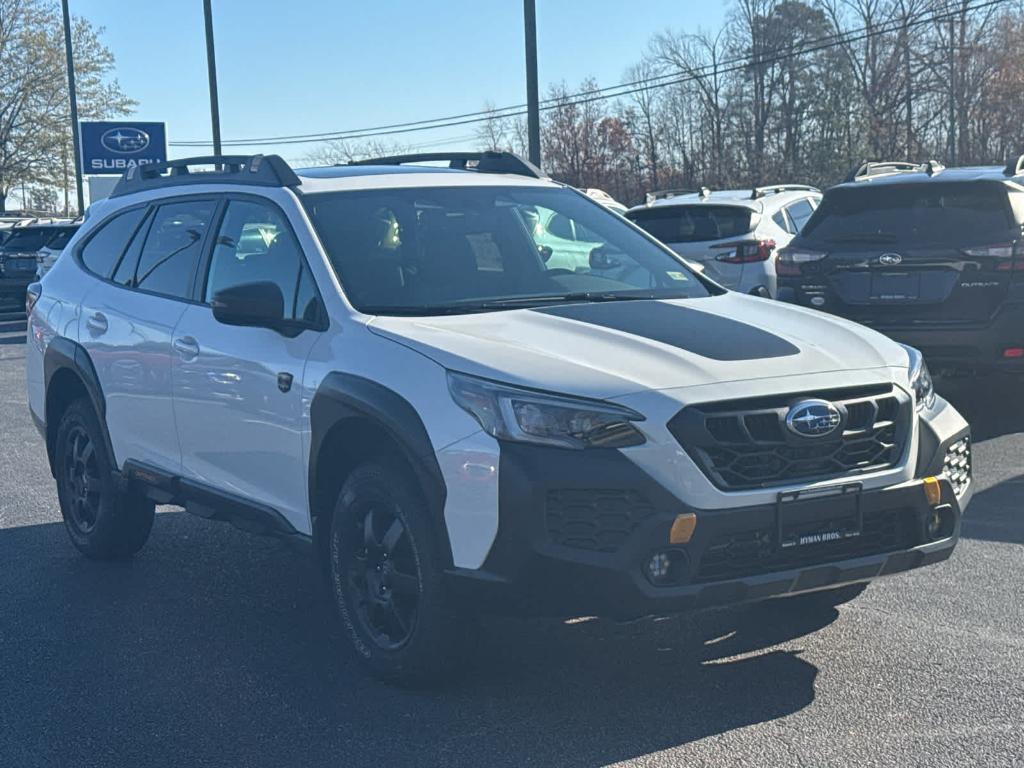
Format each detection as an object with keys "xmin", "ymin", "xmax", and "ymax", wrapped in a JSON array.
[{"xmin": 80, "ymin": 121, "xmax": 167, "ymax": 175}]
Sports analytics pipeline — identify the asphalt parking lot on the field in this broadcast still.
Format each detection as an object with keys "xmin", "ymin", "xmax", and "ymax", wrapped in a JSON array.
[{"xmin": 1, "ymin": 316, "xmax": 1022, "ymax": 768}]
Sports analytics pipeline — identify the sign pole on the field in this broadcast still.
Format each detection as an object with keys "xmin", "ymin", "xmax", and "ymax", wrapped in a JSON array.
[
  {"xmin": 61, "ymin": 0, "xmax": 85, "ymax": 215},
  {"xmin": 203, "ymin": 0, "xmax": 222, "ymax": 157},
  {"xmin": 523, "ymin": 0, "xmax": 541, "ymax": 167}
]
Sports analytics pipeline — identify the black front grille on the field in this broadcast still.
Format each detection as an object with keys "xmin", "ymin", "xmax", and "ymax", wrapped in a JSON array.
[
  {"xmin": 669, "ymin": 385, "xmax": 911, "ymax": 491},
  {"xmin": 545, "ymin": 489, "xmax": 655, "ymax": 553},
  {"xmin": 696, "ymin": 507, "xmax": 916, "ymax": 583}
]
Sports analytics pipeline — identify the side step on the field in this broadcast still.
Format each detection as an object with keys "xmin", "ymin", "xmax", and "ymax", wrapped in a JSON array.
[{"xmin": 121, "ymin": 459, "xmax": 305, "ymax": 540}]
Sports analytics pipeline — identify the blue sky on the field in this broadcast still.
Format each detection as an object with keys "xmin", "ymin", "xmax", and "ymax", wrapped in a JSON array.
[{"xmin": 69, "ymin": 0, "xmax": 728, "ymax": 164}]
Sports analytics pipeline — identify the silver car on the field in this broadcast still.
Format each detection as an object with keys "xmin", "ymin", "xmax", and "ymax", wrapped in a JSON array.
[{"xmin": 626, "ymin": 185, "xmax": 821, "ymax": 297}]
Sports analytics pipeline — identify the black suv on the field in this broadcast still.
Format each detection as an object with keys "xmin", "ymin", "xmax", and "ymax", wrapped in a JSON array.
[
  {"xmin": 778, "ymin": 157, "xmax": 1024, "ymax": 375},
  {"xmin": 0, "ymin": 224, "xmax": 74, "ymax": 313}
]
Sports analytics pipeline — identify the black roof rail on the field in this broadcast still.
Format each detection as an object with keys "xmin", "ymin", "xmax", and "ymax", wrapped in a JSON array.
[
  {"xmin": 110, "ymin": 155, "xmax": 301, "ymax": 198},
  {"xmin": 844, "ymin": 160, "xmax": 944, "ymax": 183},
  {"xmin": 349, "ymin": 151, "xmax": 546, "ymax": 179},
  {"xmin": 750, "ymin": 184, "xmax": 821, "ymax": 199},
  {"xmin": 1004, "ymin": 154, "xmax": 1024, "ymax": 177}
]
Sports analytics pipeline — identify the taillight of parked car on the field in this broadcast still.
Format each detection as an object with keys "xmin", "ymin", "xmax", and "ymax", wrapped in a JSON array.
[
  {"xmin": 776, "ymin": 247, "xmax": 827, "ymax": 276},
  {"xmin": 25, "ymin": 282, "xmax": 41, "ymax": 315},
  {"xmin": 962, "ymin": 242, "xmax": 1022, "ymax": 270},
  {"xmin": 712, "ymin": 239, "xmax": 775, "ymax": 264}
]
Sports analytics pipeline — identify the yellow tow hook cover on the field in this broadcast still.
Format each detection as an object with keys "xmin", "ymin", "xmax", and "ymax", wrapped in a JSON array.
[
  {"xmin": 670, "ymin": 513, "xmax": 698, "ymax": 544},
  {"xmin": 922, "ymin": 476, "xmax": 942, "ymax": 507}
]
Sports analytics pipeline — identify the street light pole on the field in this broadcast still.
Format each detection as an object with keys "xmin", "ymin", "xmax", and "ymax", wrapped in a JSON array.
[
  {"xmin": 523, "ymin": 0, "xmax": 541, "ymax": 167},
  {"xmin": 60, "ymin": 0, "xmax": 84, "ymax": 215},
  {"xmin": 203, "ymin": 0, "xmax": 222, "ymax": 157}
]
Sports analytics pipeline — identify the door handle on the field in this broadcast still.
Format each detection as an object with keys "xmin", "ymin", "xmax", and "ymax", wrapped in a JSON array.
[
  {"xmin": 172, "ymin": 336, "xmax": 200, "ymax": 360},
  {"xmin": 85, "ymin": 312, "xmax": 108, "ymax": 335}
]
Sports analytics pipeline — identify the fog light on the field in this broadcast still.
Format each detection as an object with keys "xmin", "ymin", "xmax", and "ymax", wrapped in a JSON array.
[
  {"xmin": 926, "ymin": 504, "xmax": 955, "ymax": 541},
  {"xmin": 645, "ymin": 549, "xmax": 687, "ymax": 586},
  {"xmin": 922, "ymin": 476, "xmax": 941, "ymax": 506}
]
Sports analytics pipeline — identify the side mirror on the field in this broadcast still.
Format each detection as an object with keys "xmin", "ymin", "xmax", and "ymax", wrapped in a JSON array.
[
  {"xmin": 211, "ymin": 281, "xmax": 286, "ymax": 331},
  {"xmin": 589, "ymin": 246, "xmax": 622, "ymax": 271}
]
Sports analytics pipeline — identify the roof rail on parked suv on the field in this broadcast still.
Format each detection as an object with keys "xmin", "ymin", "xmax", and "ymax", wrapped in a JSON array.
[
  {"xmin": 349, "ymin": 151, "xmax": 546, "ymax": 180},
  {"xmin": 110, "ymin": 155, "xmax": 301, "ymax": 198},
  {"xmin": 1004, "ymin": 154, "xmax": 1024, "ymax": 177},
  {"xmin": 844, "ymin": 160, "xmax": 944, "ymax": 183},
  {"xmin": 750, "ymin": 184, "xmax": 821, "ymax": 199}
]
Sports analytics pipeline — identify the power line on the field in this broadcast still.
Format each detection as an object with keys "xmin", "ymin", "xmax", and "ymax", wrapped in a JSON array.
[{"xmin": 171, "ymin": 0, "xmax": 1012, "ymax": 149}]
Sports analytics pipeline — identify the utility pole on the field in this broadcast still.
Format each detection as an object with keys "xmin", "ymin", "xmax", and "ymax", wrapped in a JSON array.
[
  {"xmin": 61, "ymin": 0, "xmax": 84, "ymax": 214},
  {"xmin": 523, "ymin": 0, "xmax": 541, "ymax": 167},
  {"xmin": 203, "ymin": 0, "xmax": 223, "ymax": 157}
]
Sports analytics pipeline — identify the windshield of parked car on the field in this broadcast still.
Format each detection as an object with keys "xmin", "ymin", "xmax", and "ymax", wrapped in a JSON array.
[
  {"xmin": 801, "ymin": 182, "xmax": 1016, "ymax": 246},
  {"xmin": 626, "ymin": 204, "xmax": 755, "ymax": 243},
  {"xmin": 302, "ymin": 185, "xmax": 715, "ymax": 315},
  {"xmin": 1, "ymin": 227, "xmax": 59, "ymax": 252}
]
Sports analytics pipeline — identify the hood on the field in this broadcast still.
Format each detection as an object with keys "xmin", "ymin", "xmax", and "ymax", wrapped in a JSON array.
[{"xmin": 367, "ymin": 294, "xmax": 908, "ymax": 400}]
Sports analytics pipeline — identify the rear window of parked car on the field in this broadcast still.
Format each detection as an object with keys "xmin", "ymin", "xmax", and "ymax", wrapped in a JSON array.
[
  {"xmin": 801, "ymin": 182, "xmax": 1016, "ymax": 245},
  {"xmin": 79, "ymin": 208, "xmax": 147, "ymax": 278},
  {"xmin": 626, "ymin": 205, "xmax": 754, "ymax": 243}
]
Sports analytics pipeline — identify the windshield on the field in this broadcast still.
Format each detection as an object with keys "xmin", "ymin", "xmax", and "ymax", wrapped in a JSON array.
[
  {"xmin": 302, "ymin": 186, "xmax": 714, "ymax": 315},
  {"xmin": 802, "ymin": 182, "xmax": 1015, "ymax": 246},
  {"xmin": 626, "ymin": 205, "xmax": 755, "ymax": 243},
  {"xmin": 2, "ymin": 227, "xmax": 58, "ymax": 252}
]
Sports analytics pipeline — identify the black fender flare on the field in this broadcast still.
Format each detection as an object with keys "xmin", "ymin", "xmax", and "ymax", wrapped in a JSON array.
[
  {"xmin": 308, "ymin": 372, "xmax": 451, "ymax": 566},
  {"xmin": 42, "ymin": 337, "xmax": 114, "ymax": 474}
]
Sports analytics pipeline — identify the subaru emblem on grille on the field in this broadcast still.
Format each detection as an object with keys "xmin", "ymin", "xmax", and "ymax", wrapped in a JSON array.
[
  {"xmin": 878, "ymin": 253, "xmax": 903, "ymax": 266},
  {"xmin": 785, "ymin": 399, "xmax": 842, "ymax": 438}
]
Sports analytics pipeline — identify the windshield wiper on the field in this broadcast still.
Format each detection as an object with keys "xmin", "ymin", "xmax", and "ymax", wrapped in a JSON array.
[{"xmin": 824, "ymin": 233, "xmax": 900, "ymax": 244}]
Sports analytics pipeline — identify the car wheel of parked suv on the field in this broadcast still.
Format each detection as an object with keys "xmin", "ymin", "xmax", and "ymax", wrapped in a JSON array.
[
  {"xmin": 329, "ymin": 462, "xmax": 464, "ymax": 686},
  {"xmin": 54, "ymin": 398, "xmax": 155, "ymax": 559}
]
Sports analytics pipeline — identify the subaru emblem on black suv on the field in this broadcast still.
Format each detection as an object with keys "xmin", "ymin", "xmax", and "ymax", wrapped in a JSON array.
[
  {"xmin": 878, "ymin": 253, "xmax": 903, "ymax": 266},
  {"xmin": 786, "ymin": 399, "xmax": 842, "ymax": 438}
]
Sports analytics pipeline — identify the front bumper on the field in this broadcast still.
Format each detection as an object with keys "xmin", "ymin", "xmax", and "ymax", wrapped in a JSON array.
[{"xmin": 447, "ymin": 428, "xmax": 970, "ymax": 620}]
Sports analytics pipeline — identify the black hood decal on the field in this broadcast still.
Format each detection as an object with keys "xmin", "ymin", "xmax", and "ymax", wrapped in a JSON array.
[{"xmin": 532, "ymin": 301, "xmax": 800, "ymax": 361}]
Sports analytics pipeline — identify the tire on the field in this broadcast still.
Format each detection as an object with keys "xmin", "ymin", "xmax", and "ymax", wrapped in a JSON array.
[
  {"xmin": 53, "ymin": 398, "xmax": 155, "ymax": 559},
  {"xmin": 328, "ymin": 461, "xmax": 464, "ymax": 686}
]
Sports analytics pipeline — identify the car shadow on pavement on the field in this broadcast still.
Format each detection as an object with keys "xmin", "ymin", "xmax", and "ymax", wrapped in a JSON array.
[
  {"xmin": 0, "ymin": 511, "xmax": 841, "ymax": 768},
  {"xmin": 960, "ymin": 473, "xmax": 1024, "ymax": 546},
  {"xmin": 938, "ymin": 377, "xmax": 1024, "ymax": 442}
]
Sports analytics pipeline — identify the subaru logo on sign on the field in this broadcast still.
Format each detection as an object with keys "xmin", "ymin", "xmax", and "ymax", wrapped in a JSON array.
[
  {"xmin": 785, "ymin": 399, "xmax": 842, "ymax": 438},
  {"xmin": 878, "ymin": 253, "xmax": 903, "ymax": 266},
  {"xmin": 100, "ymin": 127, "xmax": 150, "ymax": 154}
]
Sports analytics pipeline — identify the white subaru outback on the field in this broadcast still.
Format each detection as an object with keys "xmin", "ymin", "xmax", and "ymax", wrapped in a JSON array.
[{"xmin": 26, "ymin": 152, "xmax": 972, "ymax": 685}]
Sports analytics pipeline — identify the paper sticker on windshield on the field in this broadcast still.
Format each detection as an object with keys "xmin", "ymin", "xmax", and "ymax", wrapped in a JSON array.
[{"xmin": 667, "ymin": 271, "xmax": 689, "ymax": 281}]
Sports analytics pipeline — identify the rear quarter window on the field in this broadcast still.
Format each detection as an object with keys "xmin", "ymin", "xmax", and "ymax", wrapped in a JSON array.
[
  {"xmin": 78, "ymin": 208, "xmax": 147, "ymax": 278},
  {"xmin": 627, "ymin": 205, "xmax": 754, "ymax": 243}
]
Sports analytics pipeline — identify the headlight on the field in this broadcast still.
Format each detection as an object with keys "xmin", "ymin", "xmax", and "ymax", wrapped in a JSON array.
[
  {"xmin": 902, "ymin": 344, "xmax": 935, "ymax": 411},
  {"xmin": 447, "ymin": 371, "xmax": 646, "ymax": 450}
]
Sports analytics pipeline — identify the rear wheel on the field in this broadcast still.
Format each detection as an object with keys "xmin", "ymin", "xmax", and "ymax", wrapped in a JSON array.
[
  {"xmin": 54, "ymin": 398, "xmax": 154, "ymax": 559},
  {"xmin": 329, "ymin": 462, "xmax": 464, "ymax": 686}
]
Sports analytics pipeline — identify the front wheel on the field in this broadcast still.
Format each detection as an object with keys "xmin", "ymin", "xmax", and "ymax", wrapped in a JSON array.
[
  {"xmin": 53, "ymin": 398, "xmax": 155, "ymax": 559},
  {"xmin": 329, "ymin": 462, "xmax": 465, "ymax": 686}
]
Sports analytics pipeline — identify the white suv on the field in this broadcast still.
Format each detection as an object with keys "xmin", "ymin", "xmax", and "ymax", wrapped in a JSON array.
[
  {"xmin": 625, "ymin": 185, "xmax": 822, "ymax": 297},
  {"xmin": 27, "ymin": 152, "xmax": 971, "ymax": 685}
]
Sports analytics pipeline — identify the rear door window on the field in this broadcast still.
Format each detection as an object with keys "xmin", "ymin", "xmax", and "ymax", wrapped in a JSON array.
[
  {"xmin": 132, "ymin": 200, "xmax": 217, "ymax": 299},
  {"xmin": 627, "ymin": 205, "xmax": 754, "ymax": 243},
  {"xmin": 803, "ymin": 182, "xmax": 1015, "ymax": 245},
  {"xmin": 785, "ymin": 199, "xmax": 815, "ymax": 232}
]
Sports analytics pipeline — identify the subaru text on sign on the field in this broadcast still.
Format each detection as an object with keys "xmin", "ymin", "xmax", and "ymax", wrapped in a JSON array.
[{"xmin": 79, "ymin": 121, "xmax": 168, "ymax": 175}]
